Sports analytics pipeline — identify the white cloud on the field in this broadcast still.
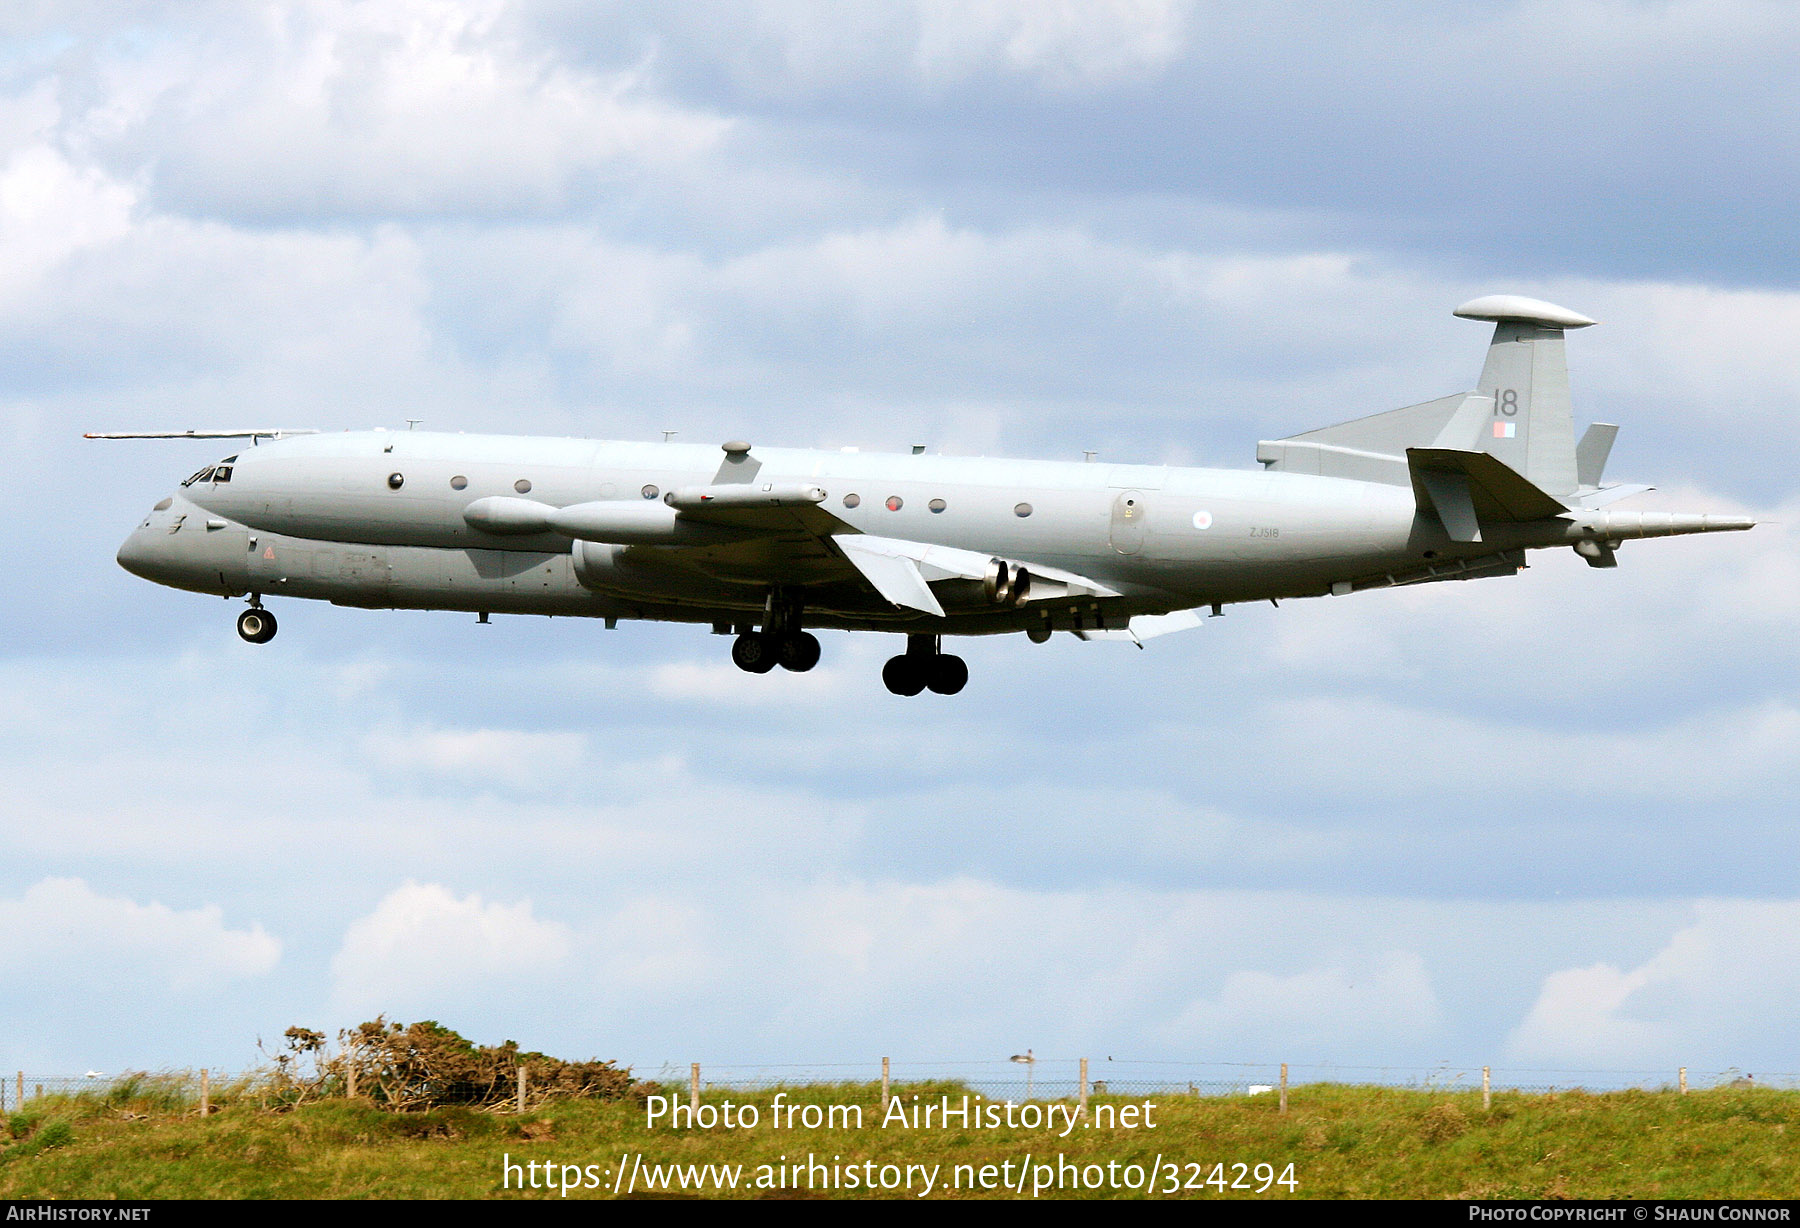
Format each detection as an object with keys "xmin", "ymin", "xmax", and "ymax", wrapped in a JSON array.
[
  {"xmin": 915, "ymin": 0, "xmax": 1190, "ymax": 88},
  {"xmin": 1508, "ymin": 901, "xmax": 1800, "ymax": 1069},
  {"xmin": 0, "ymin": 877, "xmax": 279, "ymax": 987},
  {"xmin": 83, "ymin": 0, "xmax": 730, "ymax": 218},
  {"xmin": 1162, "ymin": 952, "xmax": 1443, "ymax": 1052},
  {"xmin": 648, "ymin": 658, "xmax": 851, "ymax": 704},
  {"xmin": 1239, "ymin": 693, "xmax": 1800, "ymax": 808},
  {"xmin": 360, "ymin": 725, "xmax": 587, "ymax": 789},
  {"xmin": 0, "ymin": 144, "xmax": 135, "ymax": 301},
  {"xmin": 330, "ymin": 881, "xmax": 571, "ymax": 1011}
]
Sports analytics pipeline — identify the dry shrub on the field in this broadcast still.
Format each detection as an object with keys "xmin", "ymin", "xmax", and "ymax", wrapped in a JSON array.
[
  {"xmin": 270, "ymin": 1017, "xmax": 652, "ymax": 1112},
  {"xmin": 1420, "ymin": 1101, "xmax": 1469, "ymax": 1143}
]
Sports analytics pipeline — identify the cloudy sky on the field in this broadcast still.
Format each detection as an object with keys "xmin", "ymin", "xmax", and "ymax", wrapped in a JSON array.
[{"xmin": 3, "ymin": 0, "xmax": 1797, "ymax": 1088}]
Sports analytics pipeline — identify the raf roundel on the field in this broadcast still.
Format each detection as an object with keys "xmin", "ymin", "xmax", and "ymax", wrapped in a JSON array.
[{"xmin": 1192, "ymin": 510, "xmax": 1213, "ymax": 530}]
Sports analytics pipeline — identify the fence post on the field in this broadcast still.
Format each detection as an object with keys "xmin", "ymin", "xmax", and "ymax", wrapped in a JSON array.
[
  {"xmin": 1482, "ymin": 1066, "xmax": 1490, "ymax": 1113},
  {"xmin": 517, "ymin": 1066, "xmax": 526, "ymax": 1114},
  {"xmin": 1279, "ymin": 1063, "xmax": 1288, "ymax": 1114},
  {"xmin": 347, "ymin": 1058, "xmax": 357, "ymax": 1100},
  {"xmin": 1080, "ymin": 1058, "xmax": 1089, "ymax": 1115},
  {"xmin": 881, "ymin": 1057, "xmax": 890, "ymax": 1113},
  {"xmin": 201, "ymin": 1068, "xmax": 210, "ymax": 1118},
  {"xmin": 690, "ymin": 1063, "xmax": 700, "ymax": 1113},
  {"xmin": 1679, "ymin": 1067, "xmax": 1688, "ymax": 1095}
]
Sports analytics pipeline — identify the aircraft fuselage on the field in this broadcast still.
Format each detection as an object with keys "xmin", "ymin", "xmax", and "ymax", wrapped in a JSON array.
[
  {"xmin": 117, "ymin": 428, "xmax": 1519, "ymax": 634},
  {"xmin": 108, "ymin": 295, "xmax": 1756, "ymax": 694}
]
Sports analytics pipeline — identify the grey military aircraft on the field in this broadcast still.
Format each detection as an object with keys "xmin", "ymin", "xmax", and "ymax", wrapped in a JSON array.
[{"xmin": 104, "ymin": 295, "xmax": 1752, "ymax": 695}]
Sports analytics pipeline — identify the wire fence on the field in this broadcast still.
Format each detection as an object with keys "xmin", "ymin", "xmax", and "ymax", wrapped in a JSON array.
[
  {"xmin": 6, "ymin": 1060, "xmax": 1794, "ymax": 1114},
  {"xmin": 659, "ymin": 1058, "xmax": 1796, "ymax": 1102}
]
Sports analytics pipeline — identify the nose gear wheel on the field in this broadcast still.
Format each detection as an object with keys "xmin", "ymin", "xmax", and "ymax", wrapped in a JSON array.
[{"xmin": 236, "ymin": 607, "xmax": 278, "ymax": 644}]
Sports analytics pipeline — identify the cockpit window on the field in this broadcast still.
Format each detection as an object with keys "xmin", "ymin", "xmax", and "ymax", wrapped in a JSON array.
[{"xmin": 181, "ymin": 457, "xmax": 236, "ymax": 486}]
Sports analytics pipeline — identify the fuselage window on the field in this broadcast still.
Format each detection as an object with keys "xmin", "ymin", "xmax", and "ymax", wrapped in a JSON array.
[
  {"xmin": 843, "ymin": 493, "xmax": 861, "ymax": 509},
  {"xmin": 450, "ymin": 475, "xmax": 468, "ymax": 490},
  {"xmin": 885, "ymin": 496, "xmax": 903, "ymax": 511},
  {"xmin": 641, "ymin": 484, "xmax": 659, "ymax": 500},
  {"xmin": 1014, "ymin": 502, "xmax": 1033, "ymax": 517},
  {"xmin": 515, "ymin": 478, "xmax": 533, "ymax": 494},
  {"xmin": 928, "ymin": 498, "xmax": 946, "ymax": 514},
  {"xmin": 387, "ymin": 472, "xmax": 404, "ymax": 490}
]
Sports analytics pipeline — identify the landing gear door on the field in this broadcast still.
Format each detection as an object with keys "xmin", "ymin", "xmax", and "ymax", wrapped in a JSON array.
[{"xmin": 338, "ymin": 549, "xmax": 393, "ymax": 602}]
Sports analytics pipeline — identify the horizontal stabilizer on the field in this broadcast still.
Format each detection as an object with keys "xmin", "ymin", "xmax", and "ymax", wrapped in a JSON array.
[
  {"xmin": 1575, "ymin": 483, "xmax": 1653, "ymax": 509},
  {"xmin": 1407, "ymin": 448, "xmax": 1568, "ymax": 526}
]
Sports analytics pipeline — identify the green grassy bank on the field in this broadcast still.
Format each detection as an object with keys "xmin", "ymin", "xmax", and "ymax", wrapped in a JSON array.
[{"xmin": 4, "ymin": 1079, "xmax": 1796, "ymax": 1199}]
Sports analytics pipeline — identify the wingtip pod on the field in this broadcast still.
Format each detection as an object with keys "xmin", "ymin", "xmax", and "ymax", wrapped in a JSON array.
[{"xmin": 1454, "ymin": 295, "xmax": 1597, "ymax": 329}]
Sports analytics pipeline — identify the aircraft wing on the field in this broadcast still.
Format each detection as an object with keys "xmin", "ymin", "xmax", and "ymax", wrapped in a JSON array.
[
  {"xmin": 473, "ymin": 481, "xmax": 1122, "ymax": 619},
  {"xmin": 84, "ymin": 429, "xmax": 319, "ymax": 440}
]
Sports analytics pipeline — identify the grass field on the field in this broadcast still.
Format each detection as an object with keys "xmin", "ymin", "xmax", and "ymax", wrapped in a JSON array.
[{"xmin": 3, "ymin": 1077, "xmax": 1796, "ymax": 1199}]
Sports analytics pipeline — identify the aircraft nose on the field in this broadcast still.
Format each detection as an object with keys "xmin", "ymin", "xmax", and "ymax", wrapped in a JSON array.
[{"xmin": 116, "ymin": 523, "xmax": 161, "ymax": 581}]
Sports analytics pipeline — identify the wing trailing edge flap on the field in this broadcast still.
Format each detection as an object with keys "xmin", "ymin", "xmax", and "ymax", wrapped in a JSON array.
[
  {"xmin": 1072, "ymin": 608, "xmax": 1207, "ymax": 646},
  {"xmin": 1406, "ymin": 447, "xmax": 1569, "ymax": 542},
  {"xmin": 832, "ymin": 534, "xmax": 1120, "ymax": 617},
  {"xmin": 832, "ymin": 535, "xmax": 945, "ymax": 615}
]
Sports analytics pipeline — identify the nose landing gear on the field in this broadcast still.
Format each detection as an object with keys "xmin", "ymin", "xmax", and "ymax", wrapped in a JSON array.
[{"xmin": 236, "ymin": 603, "xmax": 278, "ymax": 644}]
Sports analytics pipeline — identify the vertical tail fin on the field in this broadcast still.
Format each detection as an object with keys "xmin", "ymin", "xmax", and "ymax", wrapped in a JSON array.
[{"xmin": 1451, "ymin": 295, "xmax": 1597, "ymax": 498}]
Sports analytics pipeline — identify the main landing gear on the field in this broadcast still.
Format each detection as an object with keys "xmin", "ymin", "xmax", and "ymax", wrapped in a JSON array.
[
  {"xmin": 730, "ymin": 628, "xmax": 821, "ymax": 673},
  {"xmin": 883, "ymin": 634, "xmax": 967, "ymax": 697},
  {"xmin": 729, "ymin": 591, "xmax": 821, "ymax": 674},
  {"xmin": 236, "ymin": 600, "xmax": 277, "ymax": 644}
]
